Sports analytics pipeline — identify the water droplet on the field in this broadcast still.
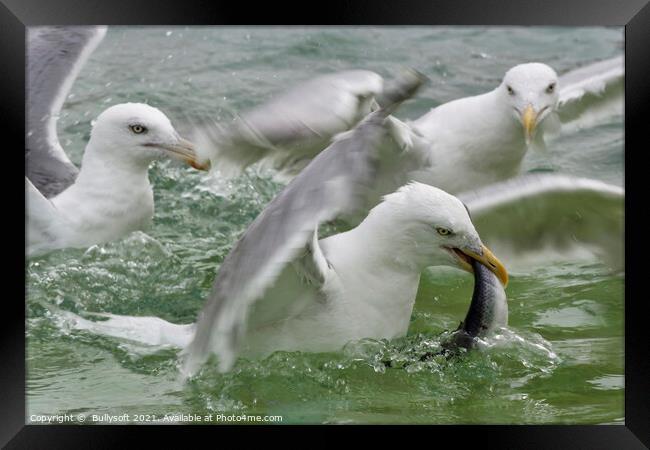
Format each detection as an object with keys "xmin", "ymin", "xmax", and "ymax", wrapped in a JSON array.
[{"xmin": 165, "ymin": 30, "xmax": 173, "ymax": 37}]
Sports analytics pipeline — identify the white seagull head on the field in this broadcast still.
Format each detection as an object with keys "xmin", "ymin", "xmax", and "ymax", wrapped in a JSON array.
[
  {"xmin": 87, "ymin": 102, "xmax": 208, "ymax": 170},
  {"xmin": 500, "ymin": 63, "xmax": 559, "ymax": 143},
  {"xmin": 376, "ymin": 182, "xmax": 508, "ymax": 285}
]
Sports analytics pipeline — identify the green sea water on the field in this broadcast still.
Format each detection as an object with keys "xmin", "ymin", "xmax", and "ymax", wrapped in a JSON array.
[{"xmin": 26, "ymin": 26, "xmax": 624, "ymax": 424}]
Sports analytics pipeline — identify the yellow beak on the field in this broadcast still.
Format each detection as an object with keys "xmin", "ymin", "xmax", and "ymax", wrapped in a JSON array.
[
  {"xmin": 522, "ymin": 104, "xmax": 538, "ymax": 144},
  {"xmin": 157, "ymin": 137, "xmax": 211, "ymax": 171},
  {"xmin": 455, "ymin": 244, "xmax": 509, "ymax": 287}
]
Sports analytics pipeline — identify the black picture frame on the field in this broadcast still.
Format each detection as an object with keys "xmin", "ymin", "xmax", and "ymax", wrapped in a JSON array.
[{"xmin": 3, "ymin": 0, "xmax": 648, "ymax": 447}]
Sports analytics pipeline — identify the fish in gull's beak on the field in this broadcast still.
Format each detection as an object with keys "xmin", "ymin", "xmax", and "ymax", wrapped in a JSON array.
[{"xmin": 448, "ymin": 244, "xmax": 509, "ymax": 287}]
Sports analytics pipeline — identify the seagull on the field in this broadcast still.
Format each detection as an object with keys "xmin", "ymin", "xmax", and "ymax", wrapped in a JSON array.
[
  {"xmin": 26, "ymin": 26, "xmax": 207, "ymax": 257},
  {"xmin": 193, "ymin": 57, "xmax": 623, "ymax": 195}
]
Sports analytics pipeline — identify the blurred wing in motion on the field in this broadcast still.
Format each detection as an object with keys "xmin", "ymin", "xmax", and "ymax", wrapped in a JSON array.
[
  {"xmin": 183, "ymin": 70, "xmax": 426, "ymax": 375},
  {"xmin": 555, "ymin": 56, "xmax": 623, "ymax": 131},
  {"xmin": 459, "ymin": 174, "xmax": 624, "ymax": 270},
  {"xmin": 193, "ymin": 70, "xmax": 384, "ymax": 178},
  {"xmin": 26, "ymin": 26, "xmax": 107, "ymax": 198}
]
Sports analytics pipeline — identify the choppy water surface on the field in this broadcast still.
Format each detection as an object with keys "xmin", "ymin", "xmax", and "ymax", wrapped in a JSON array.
[{"xmin": 26, "ymin": 27, "xmax": 624, "ymax": 424}]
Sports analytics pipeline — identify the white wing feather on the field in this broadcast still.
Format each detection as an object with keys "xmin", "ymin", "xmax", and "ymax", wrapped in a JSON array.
[
  {"xmin": 26, "ymin": 178, "xmax": 67, "ymax": 257},
  {"xmin": 459, "ymin": 174, "xmax": 624, "ymax": 270},
  {"xmin": 556, "ymin": 56, "xmax": 623, "ymax": 130}
]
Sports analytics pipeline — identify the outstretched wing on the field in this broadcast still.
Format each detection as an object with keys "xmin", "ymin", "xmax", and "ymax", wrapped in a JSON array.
[
  {"xmin": 459, "ymin": 174, "xmax": 624, "ymax": 270},
  {"xmin": 193, "ymin": 70, "xmax": 384, "ymax": 178},
  {"xmin": 183, "ymin": 70, "xmax": 426, "ymax": 375},
  {"xmin": 26, "ymin": 26, "xmax": 107, "ymax": 198},
  {"xmin": 556, "ymin": 56, "xmax": 623, "ymax": 129}
]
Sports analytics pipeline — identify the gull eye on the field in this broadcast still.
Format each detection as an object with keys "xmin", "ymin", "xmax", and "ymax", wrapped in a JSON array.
[
  {"xmin": 436, "ymin": 227, "xmax": 452, "ymax": 236},
  {"xmin": 546, "ymin": 83, "xmax": 556, "ymax": 94},
  {"xmin": 129, "ymin": 124, "xmax": 147, "ymax": 134},
  {"xmin": 506, "ymin": 85, "xmax": 515, "ymax": 96}
]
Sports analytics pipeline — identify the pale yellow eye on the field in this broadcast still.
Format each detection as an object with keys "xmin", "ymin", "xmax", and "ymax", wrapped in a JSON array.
[
  {"xmin": 129, "ymin": 124, "xmax": 147, "ymax": 134},
  {"xmin": 436, "ymin": 227, "xmax": 452, "ymax": 236}
]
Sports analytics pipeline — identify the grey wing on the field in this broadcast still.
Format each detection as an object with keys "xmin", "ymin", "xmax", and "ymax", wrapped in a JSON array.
[
  {"xmin": 193, "ymin": 70, "xmax": 384, "ymax": 179},
  {"xmin": 556, "ymin": 56, "xmax": 623, "ymax": 128},
  {"xmin": 26, "ymin": 26, "xmax": 107, "ymax": 198},
  {"xmin": 242, "ymin": 229, "xmax": 334, "ymax": 342},
  {"xmin": 182, "ymin": 70, "xmax": 426, "ymax": 375},
  {"xmin": 459, "ymin": 174, "xmax": 624, "ymax": 270}
]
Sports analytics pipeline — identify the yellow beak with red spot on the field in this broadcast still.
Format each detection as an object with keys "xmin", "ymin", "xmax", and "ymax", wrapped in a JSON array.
[
  {"xmin": 156, "ymin": 137, "xmax": 211, "ymax": 171},
  {"xmin": 452, "ymin": 244, "xmax": 509, "ymax": 287}
]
